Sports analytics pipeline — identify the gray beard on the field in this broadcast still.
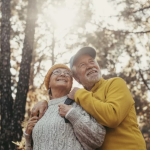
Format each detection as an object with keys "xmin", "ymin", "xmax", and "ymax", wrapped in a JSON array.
[{"xmin": 83, "ymin": 74, "xmax": 101, "ymax": 90}]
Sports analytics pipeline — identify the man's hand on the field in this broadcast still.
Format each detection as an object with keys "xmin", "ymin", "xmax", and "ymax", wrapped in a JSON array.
[
  {"xmin": 58, "ymin": 104, "xmax": 72, "ymax": 117},
  {"xmin": 31, "ymin": 100, "xmax": 48, "ymax": 119},
  {"xmin": 25, "ymin": 116, "xmax": 38, "ymax": 135},
  {"xmin": 67, "ymin": 87, "xmax": 80, "ymax": 100}
]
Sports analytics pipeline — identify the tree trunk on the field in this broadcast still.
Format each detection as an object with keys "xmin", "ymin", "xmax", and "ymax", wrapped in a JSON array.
[
  {"xmin": 0, "ymin": 0, "xmax": 15, "ymax": 149},
  {"xmin": 12, "ymin": 0, "xmax": 37, "ymax": 142},
  {"xmin": 0, "ymin": 0, "xmax": 37, "ymax": 149}
]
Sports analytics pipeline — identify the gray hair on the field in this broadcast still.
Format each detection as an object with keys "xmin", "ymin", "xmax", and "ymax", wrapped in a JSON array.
[{"xmin": 71, "ymin": 65, "xmax": 77, "ymax": 77}]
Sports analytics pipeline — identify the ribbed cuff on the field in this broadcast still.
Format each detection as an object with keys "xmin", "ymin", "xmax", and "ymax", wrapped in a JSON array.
[
  {"xmin": 65, "ymin": 108, "xmax": 82, "ymax": 125},
  {"xmin": 65, "ymin": 108, "xmax": 74, "ymax": 118}
]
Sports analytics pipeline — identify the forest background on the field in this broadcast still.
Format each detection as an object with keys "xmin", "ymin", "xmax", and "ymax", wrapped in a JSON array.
[{"xmin": 0, "ymin": 0, "xmax": 150, "ymax": 149}]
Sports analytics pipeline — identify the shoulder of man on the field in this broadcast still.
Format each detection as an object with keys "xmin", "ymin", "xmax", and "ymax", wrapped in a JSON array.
[
  {"xmin": 105, "ymin": 77, "xmax": 126, "ymax": 84},
  {"xmin": 102, "ymin": 77, "xmax": 127, "ymax": 90}
]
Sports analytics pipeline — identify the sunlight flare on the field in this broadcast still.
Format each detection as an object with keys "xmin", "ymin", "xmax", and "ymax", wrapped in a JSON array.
[{"xmin": 43, "ymin": 4, "xmax": 78, "ymax": 30}]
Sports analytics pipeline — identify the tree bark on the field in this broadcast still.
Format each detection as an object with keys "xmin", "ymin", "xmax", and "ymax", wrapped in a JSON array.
[
  {"xmin": 0, "ymin": 0, "xmax": 15, "ymax": 149},
  {"xmin": 0, "ymin": 0, "xmax": 37, "ymax": 149},
  {"xmin": 12, "ymin": 0, "xmax": 37, "ymax": 142}
]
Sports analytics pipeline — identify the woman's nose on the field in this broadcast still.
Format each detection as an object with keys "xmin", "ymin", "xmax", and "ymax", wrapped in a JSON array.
[{"xmin": 60, "ymin": 72, "xmax": 66, "ymax": 76}]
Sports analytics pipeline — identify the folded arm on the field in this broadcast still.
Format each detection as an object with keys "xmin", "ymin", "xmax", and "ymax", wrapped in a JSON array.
[
  {"xmin": 66, "ymin": 105, "xmax": 106, "ymax": 150},
  {"xmin": 75, "ymin": 78, "xmax": 134, "ymax": 128}
]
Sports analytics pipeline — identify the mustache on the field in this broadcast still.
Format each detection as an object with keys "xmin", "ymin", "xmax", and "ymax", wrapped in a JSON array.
[{"xmin": 86, "ymin": 68, "xmax": 98, "ymax": 76}]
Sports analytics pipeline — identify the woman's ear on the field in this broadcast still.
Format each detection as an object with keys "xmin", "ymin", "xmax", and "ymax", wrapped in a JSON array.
[
  {"xmin": 48, "ymin": 79, "xmax": 51, "ymax": 88},
  {"xmin": 48, "ymin": 88, "xmax": 51, "ymax": 95}
]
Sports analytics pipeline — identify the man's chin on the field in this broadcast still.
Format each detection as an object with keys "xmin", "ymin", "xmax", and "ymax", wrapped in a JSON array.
[{"xmin": 87, "ymin": 75, "xmax": 101, "ymax": 83}]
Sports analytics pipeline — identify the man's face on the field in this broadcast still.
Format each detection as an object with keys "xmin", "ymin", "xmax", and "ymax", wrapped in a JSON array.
[{"xmin": 74, "ymin": 54, "xmax": 101, "ymax": 89}]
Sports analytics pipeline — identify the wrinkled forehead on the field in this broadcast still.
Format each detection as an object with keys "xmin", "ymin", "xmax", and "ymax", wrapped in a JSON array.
[{"xmin": 74, "ymin": 54, "xmax": 94, "ymax": 66}]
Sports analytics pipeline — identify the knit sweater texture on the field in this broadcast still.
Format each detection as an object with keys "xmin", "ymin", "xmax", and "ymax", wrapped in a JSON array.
[
  {"xmin": 75, "ymin": 77, "xmax": 146, "ymax": 150},
  {"xmin": 25, "ymin": 96, "xmax": 106, "ymax": 150}
]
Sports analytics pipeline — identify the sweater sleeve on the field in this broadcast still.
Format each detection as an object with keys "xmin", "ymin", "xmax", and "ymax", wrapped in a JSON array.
[
  {"xmin": 66, "ymin": 105, "xmax": 106, "ymax": 150},
  {"xmin": 24, "ymin": 132, "xmax": 33, "ymax": 150},
  {"xmin": 74, "ymin": 77, "xmax": 134, "ymax": 128}
]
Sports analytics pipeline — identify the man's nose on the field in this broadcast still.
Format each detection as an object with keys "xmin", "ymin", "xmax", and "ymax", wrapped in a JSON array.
[{"xmin": 86, "ymin": 63, "xmax": 93, "ymax": 69}]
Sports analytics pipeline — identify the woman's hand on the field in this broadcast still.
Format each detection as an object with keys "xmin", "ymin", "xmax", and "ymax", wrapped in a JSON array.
[
  {"xmin": 58, "ymin": 104, "xmax": 72, "ymax": 117},
  {"xmin": 25, "ymin": 116, "xmax": 39, "ymax": 135}
]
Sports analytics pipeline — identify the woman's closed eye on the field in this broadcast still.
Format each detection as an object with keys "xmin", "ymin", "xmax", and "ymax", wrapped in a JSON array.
[
  {"xmin": 55, "ymin": 70, "xmax": 60, "ymax": 74},
  {"xmin": 53, "ymin": 70, "xmax": 61, "ymax": 75}
]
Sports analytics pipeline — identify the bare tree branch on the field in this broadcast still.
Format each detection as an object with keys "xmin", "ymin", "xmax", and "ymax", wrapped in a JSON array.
[
  {"xmin": 103, "ymin": 27, "xmax": 150, "ymax": 34},
  {"xmin": 91, "ymin": 22, "xmax": 150, "ymax": 34},
  {"xmin": 139, "ymin": 69, "xmax": 150, "ymax": 90},
  {"xmin": 133, "ymin": 6, "xmax": 150, "ymax": 13}
]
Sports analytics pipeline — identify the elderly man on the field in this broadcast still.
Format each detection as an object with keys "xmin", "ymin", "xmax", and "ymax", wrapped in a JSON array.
[{"xmin": 32, "ymin": 47, "xmax": 146, "ymax": 150}]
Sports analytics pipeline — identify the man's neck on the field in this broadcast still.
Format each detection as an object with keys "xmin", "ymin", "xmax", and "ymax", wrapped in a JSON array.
[
  {"xmin": 84, "ymin": 83, "xmax": 95, "ymax": 91},
  {"xmin": 84, "ymin": 78, "xmax": 101, "ymax": 91}
]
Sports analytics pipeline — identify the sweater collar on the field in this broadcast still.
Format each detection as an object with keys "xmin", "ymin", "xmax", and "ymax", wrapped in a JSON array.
[
  {"xmin": 48, "ymin": 95, "xmax": 67, "ymax": 106},
  {"xmin": 91, "ymin": 77, "xmax": 105, "ymax": 92}
]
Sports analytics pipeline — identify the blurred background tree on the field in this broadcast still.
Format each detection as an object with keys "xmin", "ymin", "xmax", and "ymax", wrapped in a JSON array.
[
  {"xmin": 0, "ymin": 0, "xmax": 37, "ymax": 149},
  {"xmin": 0, "ymin": 0, "xmax": 150, "ymax": 149}
]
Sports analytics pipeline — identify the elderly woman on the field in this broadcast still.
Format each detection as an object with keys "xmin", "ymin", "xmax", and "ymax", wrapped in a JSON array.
[{"xmin": 24, "ymin": 64, "xmax": 105, "ymax": 150}]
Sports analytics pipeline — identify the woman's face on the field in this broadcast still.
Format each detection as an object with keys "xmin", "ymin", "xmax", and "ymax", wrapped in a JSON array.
[{"xmin": 49, "ymin": 68, "xmax": 72, "ymax": 93}]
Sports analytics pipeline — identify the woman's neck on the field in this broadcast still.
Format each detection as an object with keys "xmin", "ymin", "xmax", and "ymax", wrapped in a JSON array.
[{"xmin": 49, "ymin": 88, "xmax": 68, "ymax": 99}]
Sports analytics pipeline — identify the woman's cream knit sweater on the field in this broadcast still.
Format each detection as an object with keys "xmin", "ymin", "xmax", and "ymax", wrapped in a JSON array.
[{"xmin": 25, "ymin": 96, "xmax": 105, "ymax": 150}]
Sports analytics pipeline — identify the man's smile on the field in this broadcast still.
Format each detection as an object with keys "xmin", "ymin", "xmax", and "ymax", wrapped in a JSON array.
[{"xmin": 86, "ymin": 70, "xmax": 98, "ymax": 76}]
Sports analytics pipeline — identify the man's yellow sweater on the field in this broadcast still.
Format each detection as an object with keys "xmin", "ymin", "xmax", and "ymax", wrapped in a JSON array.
[{"xmin": 75, "ymin": 77, "xmax": 146, "ymax": 150}]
